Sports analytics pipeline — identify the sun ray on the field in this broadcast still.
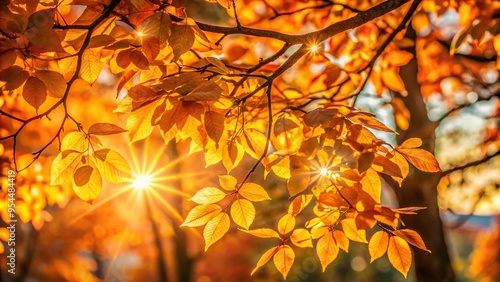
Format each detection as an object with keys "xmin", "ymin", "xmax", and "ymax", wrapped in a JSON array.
[
  {"xmin": 152, "ymin": 171, "xmax": 207, "ymax": 182},
  {"xmin": 149, "ymin": 189, "xmax": 184, "ymax": 224},
  {"xmin": 151, "ymin": 183, "xmax": 191, "ymax": 198},
  {"xmin": 67, "ymin": 186, "xmax": 134, "ymax": 226}
]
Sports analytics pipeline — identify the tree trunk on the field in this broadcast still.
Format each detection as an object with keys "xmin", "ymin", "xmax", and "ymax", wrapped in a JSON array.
[{"xmin": 394, "ymin": 27, "xmax": 455, "ymax": 282}]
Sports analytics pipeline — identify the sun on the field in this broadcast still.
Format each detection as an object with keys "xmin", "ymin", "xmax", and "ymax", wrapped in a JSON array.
[{"xmin": 132, "ymin": 174, "xmax": 153, "ymax": 190}]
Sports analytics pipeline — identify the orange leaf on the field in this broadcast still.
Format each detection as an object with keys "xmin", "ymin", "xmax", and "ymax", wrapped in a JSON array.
[
  {"xmin": 23, "ymin": 76, "xmax": 47, "ymax": 110},
  {"xmin": 88, "ymin": 123, "xmax": 127, "ymax": 135},
  {"xmin": 382, "ymin": 69, "xmax": 406, "ymax": 93},
  {"xmin": 397, "ymin": 148, "xmax": 441, "ymax": 172},
  {"xmin": 341, "ymin": 218, "xmax": 367, "ymax": 243},
  {"xmin": 393, "ymin": 229, "xmax": 431, "ymax": 253},
  {"xmin": 368, "ymin": 231, "xmax": 389, "ymax": 263},
  {"xmin": 388, "ymin": 236, "xmax": 412, "ymax": 278}
]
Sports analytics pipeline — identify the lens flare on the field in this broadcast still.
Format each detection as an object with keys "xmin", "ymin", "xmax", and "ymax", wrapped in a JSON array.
[{"xmin": 132, "ymin": 174, "xmax": 153, "ymax": 190}]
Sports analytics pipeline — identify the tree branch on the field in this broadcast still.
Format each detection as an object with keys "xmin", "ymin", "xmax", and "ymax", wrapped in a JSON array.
[
  {"xmin": 441, "ymin": 149, "xmax": 500, "ymax": 175},
  {"xmin": 171, "ymin": 0, "xmax": 412, "ymax": 45}
]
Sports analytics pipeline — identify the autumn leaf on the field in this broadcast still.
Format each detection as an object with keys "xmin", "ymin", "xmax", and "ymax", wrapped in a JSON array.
[
  {"xmin": 288, "ymin": 194, "xmax": 313, "ymax": 216},
  {"xmin": 397, "ymin": 147, "xmax": 441, "ymax": 173},
  {"xmin": 23, "ymin": 76, "xmax": 47, "ymax": 110},
  {"xmin": 181, "ymin": 81, "xmax": 222, "ymax": 102},
  {"xmin": 93, "ymin": 149, "xmax": 132, "ymax": 183},
  {"xmin": 341, "ymin": 218, "xmax": 368, "ymax": 243},
  {"xmin": 140, "ymin": 12, "xmax": 171, "ymax": 44},
  {"xmin": 360, "ymin": 168, "xmax": 381, "ymax": 203},
  {"xmin": 230, "ymin": 199, "xmax": 255, "ymax": 230},
  {"xmin": 127, "ymin": 98, "xmax": 164, "ymax": 142},
  {"xmin": 317, "ymin": 232, "xmax": 339, "ymax": 271},
  {"xmin": 204, "ymin": 110, "xmax": 225, "ymax": 144},
  {"xmin": 73, "ymin": 164, "xmax": 102, "ymax": 204},
  {"xmin": 399, "ymin": 138, "xmax": 423, "ymax": 148},
  {"xmin": 394, "ymin": 229, "xmax": 431, "ymax": 253},
  {"xmin": 88, "ymin": 123, "xmax": 128, "ymax": 135},
  {"xmin": 190, "ymin": 187, "xmax": 227, "ymax": 204},
  {"xmin": 388, "ymin": 236, "xmax": 412, "ymax": 278},
  {"xmin": 238, "ymin": 183, "xmax": 271, "ymax": 202},
  {"xmin": 241, "ymin": 228, "xmax": 280, "ymax": 239},
  {"xmin": 169, "ymin": 24, "xmax": 196, "ymax": 61},
  {"xmin": 251, "ymin": 247, "xmax": 279, "ymax": 276},
  {"xmin": 382, "ymin": 68, "xmax": 406, "ymax": 93},
  {"xmin": 0, "ymin": 66, "xmax": 29, "ymax": 90},
  {"xmin": 218, "ymin": 175, "xmax": 237, "ymax": 191},
  {"xmin": 278, "ymin": 213, "xmax": 296, "ymax": 235},
  {"xmin": 80, "ymin": 49, "xmax": 102, "ymax": 84},
  {"xmin": 290, "ymin": 229, "xmax": 312, "ymax": 248},
  {"xmin": 368, "ymin": 231, "xmax": 389, "ymax": 263},
  {"xmin": 181, "ymin": 204, "xmax": 222, "ymax": 227},
  {"xmin": 333, "ymin": 230, "xmax": 350, "ymax": 252},
  {"xmin": 61, "ymin": 131, "xmax": 88, "ymax": 153},
  {"xmin": 273, "ymin": 245, "xmax": 295, "ymax": 279},
  {"xmin": 50, "ymin": 152, "xmax": 82, "ymax": 185},
  {"xmin": 204, "ymin": 212, "xmax": 230, "ymax": 251},
  {"xmin": 35, "ymin": 70, "xmax": 67, "ymax": 98}
]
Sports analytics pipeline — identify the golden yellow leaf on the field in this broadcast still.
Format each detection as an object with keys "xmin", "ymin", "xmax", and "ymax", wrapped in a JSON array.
[
  {"xmin": 341, "ymin": 218, "xmax": 367, "ymax": 243},
  {"xmin": 241, "ymin": 228, "xmax": 280, "ymax": 239},
  {"xmin": 272, "ymin": 114, "xmax": 303, "ymax": 155},
  {"xmin": 241, "ymin": 129, "xmax": 267, "ymax": 160},
  {"xmin": 290, "ymin": 228, "xmax": 312, "ymax": 248},
  {"xmin": 288, "ymin": 194, "xmax": 313, "ymax": 216},
  {"xmin": 382, "ymin": 68, "xmax": 406, "ymax": 93},
  {"xmin": 23, "ymin": 76, "xmax": 47, "ymax": 110},
  {"xmin": 271, "ymin": 156, "xmax": 291, "ymax": 179},
  {"xmin": 388, "ymin": 236, "xmax": 412, "ymax": 278},
  {"xmin": 230, "ymin": 198, "xmax": 255, "ymax": 230},
  {"xmin": 399, "ymin": 137, "xmax": 423, "ymax": 148},
  {"xmin": 317, "ymin": 232, "xmax": 339, "ymax": 271},
  {"xmin": 251, "ymin": 247, "xmax": 279, "ymax": 276},
  {"xmin": 218, "ymin": 175, "xmax": 237, "ymax": 191},
  {"xmin": 287, "ymin": 168, "xmax": 311, "ymax": 197},
  {"xmin": 360, "ymin": 168, "xmax": 381, "ymax": 203},
  {"xmin": 73, "ymin": 164, "xmax": 102, "ymax": 204},
  {"xmin": 333, "ymin": 230, "xmax": 350, "ymax": 252},
  {"xmin": 50, "ymin": 152, "xmax": 82, "ymax": 185},
  {"xmin": 204, "ymin": 212, "xmax": 230, "ymax": 251},
  {"xmin": 368, "ymin": 231, "xmax": 389, "ymax": 263},
  {"xmin": 397, "ymin": 148, "xmax": 441, "ymax": 173},
  {"xmin": 61, "ymin": 131, "xmax": 87, "ymax": 153},
  {"xmin": 80, "ymin": 49, "xmax": 102, "ymax": 84},
  {"xmin": 127, "ymin": 98, "xmax": 164, "ymax": 142},
  {"xmin": 93, "ymin": 149, "xmax": 131, "ymax": 183},
  {"xmin": 239, "ymin": 183, "xmax": 271, "ymax": 202},
  {"xmin": 273, "ymin": 245, "xmax": 295, "ymax": 279},
  {"xmin": 277, "ymin": 213, "xmax": 296, "ymax": 235},
  {"xmin": 181, "ymin": 204, "xmax": 221, "ymax": 227},
  {"xmin": 394, "ymin": 229, "xmax": 430, "ymax": 253},
  {"xmin": 189, "ymin": 187, "xmax": 227, "ymax": 204}
]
